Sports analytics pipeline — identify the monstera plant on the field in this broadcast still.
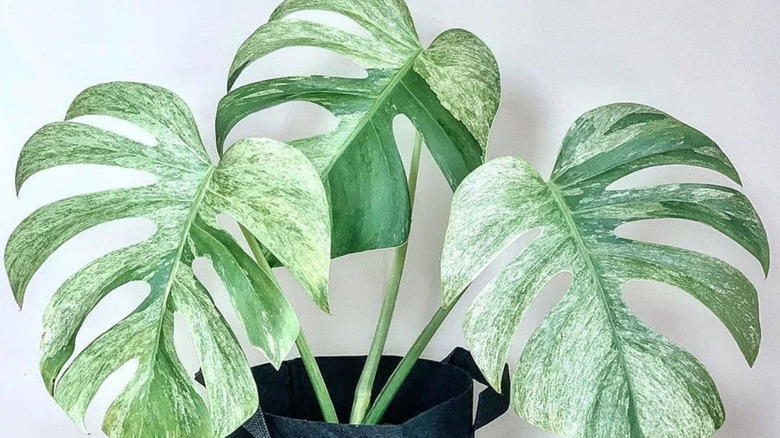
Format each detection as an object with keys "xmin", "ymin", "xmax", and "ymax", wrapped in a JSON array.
[
  {"xmin": 216, "ymin": 0, "xmax": 500, "ymax": 425},
  {"xmin": 4, "ymin": 0, "xmax": 772, "ymax": 438},
  {"xmin": 441, "ymin": 103, "xmax": 770, "ymax": 437},
  {"xmin": 6, "ymin": 82, "xmax": 334, "ymax": 437}
]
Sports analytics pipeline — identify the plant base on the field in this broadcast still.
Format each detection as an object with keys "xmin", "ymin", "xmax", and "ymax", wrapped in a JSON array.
[{"xmin": 222, "ymin": 349, "xmax": 508, "ymax": 437}]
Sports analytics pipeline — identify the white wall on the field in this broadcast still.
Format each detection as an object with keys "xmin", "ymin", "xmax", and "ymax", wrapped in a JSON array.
[{"xmin": 1, "ymin": 0, "xmax": 778, "ymax": 436}]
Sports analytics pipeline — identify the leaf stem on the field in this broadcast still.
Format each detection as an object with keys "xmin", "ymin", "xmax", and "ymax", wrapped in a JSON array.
[
  {"xmin": 295, "ymin": 329, "xmax": 339, "ymax": 423},
  {"xmin": 240, "ymin": 226, "xmax": 338, "ymax": 423},
  {"xmin": 363, "ymin": 304, "xmax": 454, "ymax": 425},
  {"xmin": 349, "ymin": 131, "xmax": 424, "ymax": 424}
]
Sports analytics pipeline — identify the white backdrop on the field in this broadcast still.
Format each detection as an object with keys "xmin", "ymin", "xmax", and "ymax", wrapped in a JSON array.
[{"xmin": 1, "ymin": 1, "xmax": 778, "ymax": 436}]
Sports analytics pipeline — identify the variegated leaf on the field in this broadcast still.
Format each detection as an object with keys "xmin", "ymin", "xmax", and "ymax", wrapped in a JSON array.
[
  {"xmin": 217, "ymin": 0, "xmax": 501, "ymax": 258},
  {"xmin": 441, "ymin": 103, "xmax": 770, "ymax": 438},
  {"xmin": 5, "ymin": 82, "xmax": 331, "ymax": 438}
]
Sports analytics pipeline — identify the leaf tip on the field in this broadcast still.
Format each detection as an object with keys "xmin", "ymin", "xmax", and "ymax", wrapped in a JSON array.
[
  {"xmin": 14, "ymin": 153, "xmax": 27, "ymax": 196},
  {"xmin": 761, "ymin": 256, "xmax": 771, "ymax": 279},
  {"xmin": 318, "ymin": 299, "xmax": 332, "ymax": 316},
  {"xmin": 484, "ymin": 371, "xmax": 505, "ymax": 395},
  {"xmin": 11, "ymin": 282, "xmax": 25, "ymax": 310},
  {"xmin": 731, "ymin": 168, "xmax": 743, "ymax": 186},
  {"xmin": 311, "ymin": 278, "xmax": 332, "ymax": 314},
  {"xmin": 14, "ymin": 291, "xmax": 24, "ymax": 310},
  {"xmin": 64, "ymin": 406, "xmax": 90, "ymax": 435},
  {"xmin": 745, "ymin": 339, "xmax": 761, "ymax": 368},
  {"xmin": 226, "ymin": 73, "xmax": 239, "ymax": 93},
  {"xmin": 43, "ymin": 376, "xmax": 55, "ymax": 395},
  {"xmin": 216, "ymin": 137, "xmax": 226, "ymax": 159},
  {"xmin": 269, "ymin": 356, "xmax": 283, "ymax": 371}
]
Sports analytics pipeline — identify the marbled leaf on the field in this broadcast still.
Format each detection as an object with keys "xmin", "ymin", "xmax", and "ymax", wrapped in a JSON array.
[
  {"xmin": 5, "ymin": 82, "xmax": 331, "ymax": 438},
  {"xmin": 441, "ymin": 103, "xmax": 770, "ymax": 438},
  {"xmin": 217, "ymin": 0, "xmax": 501, "ymax": 258}
]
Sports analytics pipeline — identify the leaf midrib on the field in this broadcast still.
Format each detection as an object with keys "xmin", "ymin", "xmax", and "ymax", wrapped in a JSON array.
[
  {"xmin": 142, "ymin": 165, "xmax": 216, "ymax": 390},
  {"xmin": 320, "ymin": 49, "xmax": 422, "ymax": 175},
  {"xmin": 547, "ymin": 181, "xmax": 645, "ymax": 437}
]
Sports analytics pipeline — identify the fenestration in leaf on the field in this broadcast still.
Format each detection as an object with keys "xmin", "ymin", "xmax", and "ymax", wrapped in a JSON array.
[
  {"xmin": 441, "ymin": 103, "xmax": 770, "ymax": 438},
  {"xmin": 5, "ymin": 82, "xmax": 331, "ymax": 438},
  {"xmin": 217, "ymin": 0, "xmax": 501, "ymax": 259}
]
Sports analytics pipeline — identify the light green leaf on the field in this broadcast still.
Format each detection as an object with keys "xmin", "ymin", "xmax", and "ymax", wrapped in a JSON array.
[
  {"xmin": 217, "ymin": 0, "xmax": 501, "ymax": 258},
  {"xmin": 442, "ymin": 103, "xmax": 770, "ymax": 438},
  {"xmin": 5, "ymin": 82, "xmax": 332, "ymax": 438}
]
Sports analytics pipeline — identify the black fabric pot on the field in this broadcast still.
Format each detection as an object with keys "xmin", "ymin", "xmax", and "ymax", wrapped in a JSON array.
[{"xmin": 220, "ymin": 348, "xmax": 509, "ymax": 438}]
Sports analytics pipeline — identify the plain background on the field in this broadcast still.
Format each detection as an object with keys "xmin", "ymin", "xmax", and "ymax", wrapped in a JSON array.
[{"xmin": 1, "ymin": 0, "xmax": 778, "ymax": 436}]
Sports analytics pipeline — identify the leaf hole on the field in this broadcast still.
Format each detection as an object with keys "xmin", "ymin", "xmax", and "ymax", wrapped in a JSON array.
[
  {"xmin": 21, "ymin": 218, "xmax": 156, "ymax": 312},
  {"xmin": 230, "ymin": 46, "xmax": 366, "ymax": 88},
  {"xmin": 392, "ymin": 114, "xmax": 418, "ymax": 172},
  {"xmin": 171, "ymin": 307, "xmax": 227, "ymax": 407},
  {"xmin": 83, "ymin": 359, "xmax": 139, "ymax": 434},
  {"xmin": 69, "ymin": 115, "xmax": 158, "ymax": 147},
  {"xmin": 191, "ymin": 256, "xmax": 267, "ymax": 365},
  {"xmin": 221, "ymin": 100, "xmax": 340, "ymax": 153},
  {"xmin": 456, "ymin": 228, "xmax": 573, "ymax": 370},
  {"xmin": 391, "ymin": 114, "xmax": 454, "ymax": 218},
  {"xmin": 172, "ymin": 312, "xmax": 202, "ymax": 384},
  {"xmin": 283, "ymin": 10, "xmax": 373, "ymax": 39},
  {"xmin": 606, "ymin": 164, "xmax": 738, "ymax": 191},
  {"xmin": 614, "ymin": 218, "xmax": 764, "ymax": 279},
  {"xmin": 621, "ymin": 279, "xmax": 746, "ymax": 370},
  {"xmin": 72, "ymin": 281, "xmax": 150, "ymax": 369},
  {"xmin": 507, "ymin": 271, "xmax": 572, "ymax": 360},
  {"xmin": 17, "ymin": 164, "xmax": 158, "ymax": 205},
  {"xmin": 466, "ymin": 228, "xmax": 543, "ymax": 295}
]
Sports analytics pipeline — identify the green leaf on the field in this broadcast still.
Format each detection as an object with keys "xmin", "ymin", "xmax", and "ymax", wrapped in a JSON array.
[
  {"xmin": 441, "ymin": 103, "xmax": 770, "ymax": 438},
  {"xmin": 217, "ymin": 0, "xmax": 500, "ymax": 258},
  {"xmin": 5, "ymin": 82, "xmax": 332, "ymax": 438}
]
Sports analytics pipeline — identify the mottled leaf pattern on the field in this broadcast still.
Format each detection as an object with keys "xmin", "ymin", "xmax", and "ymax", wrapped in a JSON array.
[
  {"xmin": 5, "ymin": 82, "xmax": 332, "ymax": 438},
  {"xmin": 217, "ymin": 0, "xmax": 501, "ymax": 258},
  {"xmin": 441, "ymin": 103, "xmax": 770, "ymax": 438}
]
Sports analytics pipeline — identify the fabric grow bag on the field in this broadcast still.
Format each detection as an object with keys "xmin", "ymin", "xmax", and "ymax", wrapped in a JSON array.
[{"xmin": 216, "ymin": 348, "xmax": 509, "ymax": 438}]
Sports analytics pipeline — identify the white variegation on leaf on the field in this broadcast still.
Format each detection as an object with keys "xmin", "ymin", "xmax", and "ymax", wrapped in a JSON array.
[
  {"xmin": 217, "ymin": 0, "xmax": 501, "ymax": 259},
  {"xmin": 5, "ymin": 82, "xmax": 332, "ymax": 438},
  {"xmin": 441, "ymin": 103, "xmax": 770, "ymax": 438}
]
